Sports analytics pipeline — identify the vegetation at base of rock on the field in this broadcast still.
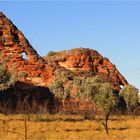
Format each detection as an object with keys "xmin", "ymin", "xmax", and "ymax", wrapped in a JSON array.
[
  {"xmin": 70, "ymin": 76, "xmax": 118, "ymax": 134},
  {"xmin": 119, "ymin": 85, "xmax": 139, "ymax": 116},
  {"xmin": 48, "ymin": 66, "xmax": 139, "ymax": 134},
  {"xmin": 72, "ymin": 76, "xmax": 102, "ymax": 100},
  {"xmin": 0, "ymin": 60, "xmax": 30, "ymax": 92},
  {"xmin": 48, "ymin": 70, "xmax": 72, "ymax": 110},
  {"xmin": 0, "ymin": 63, "xmax": 17, "ymax": 91},
  {"xmin": 92, "ymin": 82, "xmax": 118, "ymax": 134}
]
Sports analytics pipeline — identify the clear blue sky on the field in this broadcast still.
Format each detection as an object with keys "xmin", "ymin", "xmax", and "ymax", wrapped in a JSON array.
[{"xmin": 0, "ymin": 1, "xmax": 140, "ymax": 91}]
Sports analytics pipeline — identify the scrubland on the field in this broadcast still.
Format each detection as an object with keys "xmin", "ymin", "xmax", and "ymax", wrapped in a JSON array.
[{"xmin": 0, "ymin": 114, "xmax": 140, "ymax": 140}]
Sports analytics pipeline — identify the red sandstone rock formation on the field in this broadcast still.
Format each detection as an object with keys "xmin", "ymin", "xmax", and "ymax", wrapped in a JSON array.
[
  {"xmin": 0, "ymin": 12, "xmax": 52, "ymax": 86},
  {"xmin": 45, "ymin": 48, "xmax": 128, "ymax": 91},
  {"xmin": 0, "ymin": 12, "xmax": 128, "ymax": 92}
]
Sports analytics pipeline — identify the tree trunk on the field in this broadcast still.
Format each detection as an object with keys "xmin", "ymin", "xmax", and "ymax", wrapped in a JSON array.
[
  {"xmin": 130, "ymin": 107, "xmax": 135, "ymax": 120},
  {"xmin": 103, "ymin": 108, "xmax": 111, "ymax": 134},
  {"xmin": 103, "ymin": 120, "xmax": 108, "ymax": 134},
  {"xmin": 62, "ymin": 99, "xmax": 65, "ymax": 112},
  {"xmin": 24, "ymin": 115, "xmax": 28, "ymax": 140}
]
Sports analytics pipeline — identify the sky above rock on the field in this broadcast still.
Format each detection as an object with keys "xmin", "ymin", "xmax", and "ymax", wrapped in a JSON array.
[{"xmin": 0, "ymin": 1, "xmax": 140, "ymax": 91}]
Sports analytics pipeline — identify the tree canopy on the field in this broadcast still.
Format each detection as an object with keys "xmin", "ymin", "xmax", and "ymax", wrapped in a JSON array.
[{"xmin": 119, "ymin": 85, "xmax": 139, "ymax": 110}]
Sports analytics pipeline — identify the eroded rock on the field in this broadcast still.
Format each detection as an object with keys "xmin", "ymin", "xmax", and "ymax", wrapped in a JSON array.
[{"xmin": 0, "ymin": 12, "xmax": 128, "ymax": 93}]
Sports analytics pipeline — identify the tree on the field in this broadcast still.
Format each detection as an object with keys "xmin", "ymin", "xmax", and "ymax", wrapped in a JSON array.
[
  {"xmin": 72, "ymin": 76, "xmax": 101, "ymax": 101},
  {"xmin": 72, "ymin": 77, "xmax": 118, "ymax": 134},
  {"xmin": 92, "ymin": 82, "xmax": 118, "ymax": 134},
  {"xmin": 119, "ymin": 85, "xmax": 139, "ymax": 116},
  {"xmin": 0, "ymin": 64, "xmax": 17, "ymax": 91},
  {"xmin": 48, "ymin": 71, "xmax": 72, "ymax": 111}
]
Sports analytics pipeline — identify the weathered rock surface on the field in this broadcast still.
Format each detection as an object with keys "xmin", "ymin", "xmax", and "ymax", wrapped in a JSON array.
[
  {"xmin": 45, "ymin": 48, "xmax": 128, "ymax": 91},
  {"xmin": 0, "ymin": 12, "xmax": 128, "ymax": 92},
  {"xmin": 0, "ymin": 12, "xmax": 53, "ymax": 86}
]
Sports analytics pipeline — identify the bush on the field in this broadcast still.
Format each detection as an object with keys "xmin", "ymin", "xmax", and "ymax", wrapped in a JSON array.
[
  {"xmin": 18, "ymin": 71, "xmax": 28, "ymax": 78},
  {"xmin": 0, "ymin": 63, "xmax": 17, "ymax": 91},
  {"xmin": 47, "ymin": 51, "xmax": 56, "ymax": 56},
  {"xmin": 119, "ymin": 85, "xmax": 139, "ymax": 115}
]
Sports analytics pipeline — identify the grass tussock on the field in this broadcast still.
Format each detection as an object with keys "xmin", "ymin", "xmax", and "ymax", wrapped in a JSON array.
[{"xmin": 0, "ymin": 114, "xmax": 140, "ymax": 139}]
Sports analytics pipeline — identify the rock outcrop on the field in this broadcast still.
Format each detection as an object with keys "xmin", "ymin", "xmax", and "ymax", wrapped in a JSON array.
[
  {"xmin": 0, "ymin": 12, "xmax": 128, "ymax": 95},
  {"xmin": 0, "ymin": 12, "xmax": 53, "ymax": 86},
  {"xmin": 45, "ymin": 48, "xmax": 128, "ymax": 91}
]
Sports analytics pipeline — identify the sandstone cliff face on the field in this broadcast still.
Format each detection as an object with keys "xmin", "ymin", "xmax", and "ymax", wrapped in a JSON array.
[
  {"xmin": 0, "ymin": 12, "xmax": 53, "ymax": 86},
  {"xmin": 0, "ymin": 12, "xmax": 128, "ymax": 92}
]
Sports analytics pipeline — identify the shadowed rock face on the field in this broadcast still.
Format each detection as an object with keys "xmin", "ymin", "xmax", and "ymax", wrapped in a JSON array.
[
  {"xmin": 0, "ymin": 12, "xmax": 128, "ymax": 92},
  {"xmin": 0, "ymin": 81, "xmax": 55, "ymax": 114}
]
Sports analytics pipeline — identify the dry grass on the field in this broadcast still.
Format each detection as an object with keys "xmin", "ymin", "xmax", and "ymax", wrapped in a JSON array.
[{"xmin": 0, "ymin": 114, "xmax": 140, "ymax": 140}]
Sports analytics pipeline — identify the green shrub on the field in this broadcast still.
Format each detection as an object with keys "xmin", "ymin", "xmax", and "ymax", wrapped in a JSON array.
[
  {"xmin": 18, "ymin": 71, "xmax": 28, "ymax": 78},
  {"xmin": 120, "ymin": 85, "xmax": 139, "ymax": 115}
]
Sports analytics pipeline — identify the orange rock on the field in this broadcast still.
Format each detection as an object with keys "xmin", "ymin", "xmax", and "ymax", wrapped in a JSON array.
[
  {"xmin": 0, "ymin": 12, "xmax": 128, "ymax": 93},
  {"xmin": 45, "ymin": 48, "xmax": 128, "ymax": 91}
]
